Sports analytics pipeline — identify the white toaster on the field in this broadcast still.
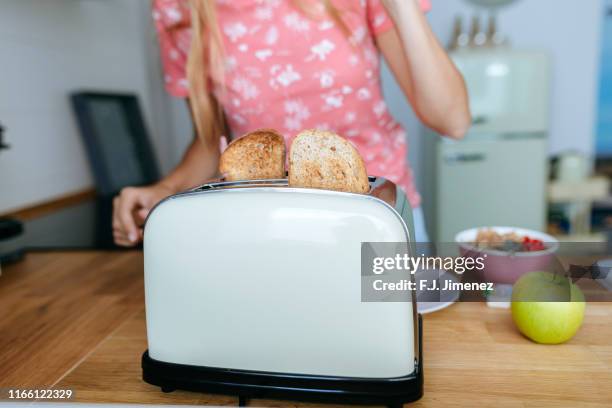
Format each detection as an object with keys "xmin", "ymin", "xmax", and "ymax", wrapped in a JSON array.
[{"xmin": 142, "ymin": 177, "xmax": 423, "ymax": 407}]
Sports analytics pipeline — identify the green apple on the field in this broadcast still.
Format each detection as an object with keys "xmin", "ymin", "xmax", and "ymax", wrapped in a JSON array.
[{"xmin": 511, "ymin": 271, "xmax": 585, "ymax": 344}]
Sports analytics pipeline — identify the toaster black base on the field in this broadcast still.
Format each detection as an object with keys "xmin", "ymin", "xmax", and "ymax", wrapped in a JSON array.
[{"xmin": 142, "ymin": 315, "xmax": 423, "ymax": 407}]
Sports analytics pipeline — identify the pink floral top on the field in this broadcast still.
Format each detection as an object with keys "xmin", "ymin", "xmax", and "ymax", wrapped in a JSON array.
[{"xmin": 152, "ymin": 0, "xmax": 431, "ymax": 207}]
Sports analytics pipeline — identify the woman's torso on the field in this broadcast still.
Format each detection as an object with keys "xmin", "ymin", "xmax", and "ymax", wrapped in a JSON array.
[{"xmin": 153, "ymin": 0, "xmax": 422, "ymax": 207}]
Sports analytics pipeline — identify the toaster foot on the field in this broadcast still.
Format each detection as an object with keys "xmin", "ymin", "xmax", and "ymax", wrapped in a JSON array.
[
  {"xmin": 161, "ymin": 387, "xmax": 175, "ymax": 393},
  {"xmin": 238, "ymin": 395, "xmax": 249, "ymax": 406}
]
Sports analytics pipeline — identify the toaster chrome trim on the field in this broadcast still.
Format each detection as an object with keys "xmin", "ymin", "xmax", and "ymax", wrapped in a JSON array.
[
  {"xmin": 148, "ymin": 176, "xmax": 403, "ymax": 226},
  {"xmin": 145, "ymin": 176, "xmax": 419, "ymax": 370}
]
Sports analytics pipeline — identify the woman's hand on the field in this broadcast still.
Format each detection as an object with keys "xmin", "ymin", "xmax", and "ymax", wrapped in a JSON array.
[
  {"xmin": 112, "ymin": 183, "xmax": 176, "ymax": 247},
  {"xmin": 110, "ymin": 95, "xmax": 224, "ymax": 247}
]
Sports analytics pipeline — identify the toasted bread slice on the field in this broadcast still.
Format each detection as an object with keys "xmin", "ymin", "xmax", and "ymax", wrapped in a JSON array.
[
  {"xmin": 288, "ymin": 130, "xmax": 370, "ymax": 194},
  {"xmin": 219, "ymin": 129, "xmax": 286, "ymax": 181}
]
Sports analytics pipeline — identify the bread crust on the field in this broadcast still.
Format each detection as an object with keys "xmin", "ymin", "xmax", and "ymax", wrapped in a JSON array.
[
  {"xmin": 288, "ymin": 129, "xmax": 370, "ymax": 194},
  {"xmin": 219, "ymin": 129, "xmax": 286, "ymax": 181}
]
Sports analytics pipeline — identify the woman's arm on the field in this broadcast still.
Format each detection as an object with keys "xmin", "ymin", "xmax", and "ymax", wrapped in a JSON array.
[
  {"xmin": 157, "ymin": 133, "xmax": 220, "ymax": 193},
  {"xmin": 377, "ymin": 0, "xmax": 471, "ymax": 139},
  {"xmin": 112, "ymin": 101, "xmax": 220, "ymax": 246},
  {"xmin": 159, "ymin": 100, "xmax": 222, "ymax": 191}
]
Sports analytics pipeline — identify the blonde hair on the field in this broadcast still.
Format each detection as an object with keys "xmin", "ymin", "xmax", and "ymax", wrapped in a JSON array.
[{"xmin": 187, "ymin": 0, "xmax": 351, "ymax": 148}]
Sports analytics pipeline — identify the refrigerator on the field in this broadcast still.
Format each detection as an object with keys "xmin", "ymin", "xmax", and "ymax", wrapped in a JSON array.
[{"xmin": 423, "ymin": 49, "xmax": 551, "ymax": 243}]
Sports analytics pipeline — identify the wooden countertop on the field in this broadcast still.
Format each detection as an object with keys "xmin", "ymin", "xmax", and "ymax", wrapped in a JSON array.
[{"xmin": 1, "ymin": 251, "xmax": 611, "ymax": 407}]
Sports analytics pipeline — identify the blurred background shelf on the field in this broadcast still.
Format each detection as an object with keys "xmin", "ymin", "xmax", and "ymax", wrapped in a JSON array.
[
  {"xmin": 548, "ymin": 176, "xmax": 610, "ymax": 203},
  {"xmin": 547, "ymin": 176, "xmax": 611, "ymax": 243}
]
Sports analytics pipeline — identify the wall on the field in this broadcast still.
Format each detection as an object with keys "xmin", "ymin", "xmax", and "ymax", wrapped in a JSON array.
[
  {"xmin": 0, "ymin": 0, "xmax": 173, "ymax": 213},
  {"xmin": 383, "ymin": 0, "xmax": 603, "ymax": 195}
]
